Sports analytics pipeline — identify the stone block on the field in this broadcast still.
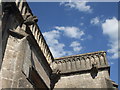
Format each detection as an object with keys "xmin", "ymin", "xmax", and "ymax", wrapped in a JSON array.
[
  {"xmin": 1, "ymin": 68, "xmax": 14, "ymax": 80},
  {"xmin": 2, "ymin": 78, "xmax": 12, "ymax": 88},
  {"xmin": 18, "ymin": 78, "xmax": 33, "ymax": 88}
]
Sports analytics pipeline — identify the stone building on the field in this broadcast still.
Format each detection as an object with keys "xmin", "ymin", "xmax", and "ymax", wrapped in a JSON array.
[{"xmin": 0, "ymin": 0, "xmax": 118, "ymax": 89}]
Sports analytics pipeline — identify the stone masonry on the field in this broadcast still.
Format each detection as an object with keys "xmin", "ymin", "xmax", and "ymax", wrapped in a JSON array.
[{"xmin": 0, "ymin": 0, "xmax": 118, "ymax": 89}]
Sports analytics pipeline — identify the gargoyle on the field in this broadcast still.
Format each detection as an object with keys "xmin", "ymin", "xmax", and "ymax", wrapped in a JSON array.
[
  {"xmin": 90, "ymin": 62, "xmax": 98, "ymax": 79},
  {"xmin": 23, "ymin": 13, "xmax": 38, "ymax": 25},
  {"xmin": 50, "ymin": 69, "xmax": 61, "ymax": 90}
]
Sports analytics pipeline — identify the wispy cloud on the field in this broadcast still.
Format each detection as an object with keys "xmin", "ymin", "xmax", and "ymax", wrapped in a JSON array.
[
  {"xmin": 55, "ymin": 26, "xmax": 84, "ymax": 39},
  {"xmin": 70, "ymin": 41, "xmax": 82, "ymax": 52},
  {"xmin": 80, "ymin": 22, "xmax": 84, "ymax": 26},
  {"xmin": 43, "ymin": 26, "xmax": 85, "ymax": 58},
  {"xmin": 90, "ymin": 17, "xmax": 100, "ymax": 25},
  {"xmin": 102, "ymin": 17, "xmax": 118, "ymax": 59},
  {"xmin": 43, "ymin": 30, "xmax": 67, "ymax": 58},
  {"xmin": 60, "ymin": 2, "xmax": 92, "ymax": 13}
]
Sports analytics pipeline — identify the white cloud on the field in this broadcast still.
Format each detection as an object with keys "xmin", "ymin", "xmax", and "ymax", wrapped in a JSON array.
[
  {"xmin": 43, "ymin": 30, "xmax": 67, "ymax": 58},
  {"xmin": 55, "ymin": 26, "xmax": 84, "ymax": 39},
  {"xmin": 90, "ymin": 17, "xmax": 100, "ymax": 25},
  {"xmin": 60, "ymin": 2, "xmax": 92, "ymax": 13},
  {"xmin": 102, "ymin": 17, "xmax": 118, "ymax": 41},
  {"xmin": 102, "ymin": 17, "xmax": 118, "ymax": 59},
  {"xmin": 43, "ymin": 26, "xmax": 85, "ymax": 58},
  {"xmin": 70, "ymin": 41, "xmax": 82, "ymax": 52},
  {"xmin": 49, "ymin": 44, "xmax": 66, "ymax": 58},
  {"xmin": 43, "ymin": 30, "xmax": 60, "ymax": 46}
]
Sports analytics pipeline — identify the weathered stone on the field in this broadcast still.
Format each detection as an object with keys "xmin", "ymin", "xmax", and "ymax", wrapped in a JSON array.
[
  {"xmin": 1, "ymin": 1, "xmax": 118, "ymax": 90},
  {"xmin": 2, "ymin": 78, "xmax": 12, "ymax": 88},
  {"xmin": 54, "ymin": 70, "xmax": 111, "ymax": 88}
]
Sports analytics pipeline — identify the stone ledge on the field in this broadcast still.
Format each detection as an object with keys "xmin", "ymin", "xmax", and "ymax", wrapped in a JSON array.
[{"xmin": 60, "ymin": 66, "xmax": 110, "ymax": 76}]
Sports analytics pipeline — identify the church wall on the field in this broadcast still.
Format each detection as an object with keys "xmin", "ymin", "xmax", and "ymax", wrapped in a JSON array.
[
  {"xmin": 1, "ymin": 2, "xmax": 52, "ymax": 89},
  {"xmin": 1, "ymin": 1, "xmax": 118, "ymax": 89},
  {"xmin": 31, "ymin": 46, "xmax": 51, "ymax": 88},
  {"xmin": 1, "ymin": 35, "xmax": 34, "ymax": 88},
  {"xmin": 54, "ymin": 69, "xmax": 111, "ymax": 88}
]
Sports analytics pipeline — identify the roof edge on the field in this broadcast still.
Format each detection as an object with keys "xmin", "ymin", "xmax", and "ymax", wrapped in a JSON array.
[{"xmin": 55, "ymin": 51, "xmax": 106, "ymax": 60}]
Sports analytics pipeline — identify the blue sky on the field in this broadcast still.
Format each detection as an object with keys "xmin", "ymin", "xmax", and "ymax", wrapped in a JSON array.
[{"xmin": 28, "ymin": 2, "xmax": 118, "ymax": 84}]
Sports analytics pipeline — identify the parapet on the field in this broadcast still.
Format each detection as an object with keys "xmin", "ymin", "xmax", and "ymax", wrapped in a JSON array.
[{"xmin": 52, "ymin": 51, "xmax": 109, "ymax": 74}]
